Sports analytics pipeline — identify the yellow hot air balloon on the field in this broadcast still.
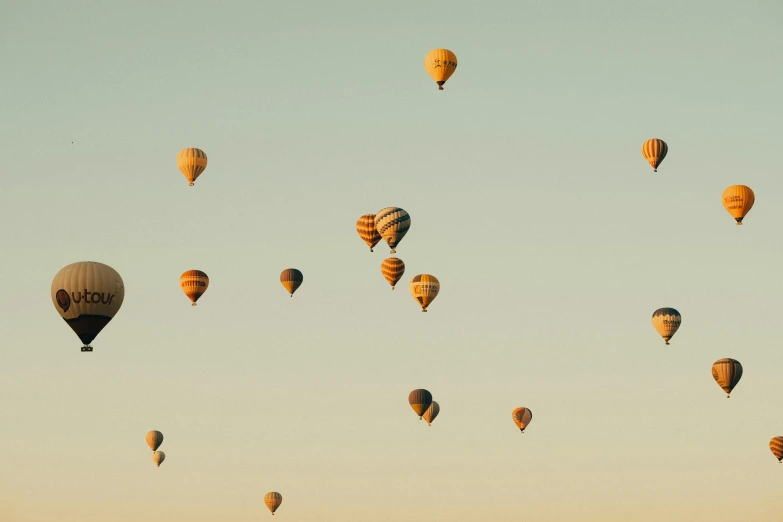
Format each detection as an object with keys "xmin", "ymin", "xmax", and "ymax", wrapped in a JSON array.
[
  {"xmin": 152, "ymin": 451, "xmax": 165, "ymax": 467},
  {"xmin": 423, "ymin": 401, "xmax": 439, "ymax": 426},
  {"xmin": 651, "ymin": 308, "xmax": 681, "ymax": 345},
  {"xmin": 51, "ymin": 261, "xmax": 125, "ymax": 352},
  {"xmin": 280, "ymin": 269, "xmax": 303, "ymax": 297},
  {"xmin": 712, "ymin": 358, "xmax": 743, "ymax": 398},
  {"xmin": 356, "ymin": 214, "xmax": 381, "ymax": 252},
  {"xmin": 176, "ymin": 148, "xmax": 208, "ymax": 186},
  {"xmin": 722, "ymin": 185, "xmax": 755, "ymax": 225},
  {"xmin": 375, "ymin": 207, "xmax": 410, "ymax": 254},
  {"xmin": 770, "ymin": 437, "xmax": 783, "ymax": 463},
  {"xmin": 409, "ymin": 274, "xmax": 439, "ymax": 312},
  {"xmin": 381, "ymin": 257, "xmax": 405, "ymax": 290},
  {"xmin": 409, "ymin": 389, "xmax": 433, "ymax": 419},
  {"xmin": 512, "ymin": 407, "xmax": 532, "ymax": 433},
  {"xmin": 146, "ymin": 431, "xmax": 164, "ymax": 451},
  {"xmin": 424, "ymin": 49, "xmax": 458, "ymax": 90},
  {"xmin": 180, "ymin": 270, "xmax": 209, "ymax": 306},
  {"xmin": 264, "ymin": 492, "xmax": 282, "ymax": 515},
  {"xmin": 641, "ymin": 138, "xmax": 668, "ymax": 172}
]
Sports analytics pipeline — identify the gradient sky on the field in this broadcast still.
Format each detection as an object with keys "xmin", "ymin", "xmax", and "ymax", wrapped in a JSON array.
[{"xmin": 2, "ymin": 1, "xmax": 783, "ymax": 520}]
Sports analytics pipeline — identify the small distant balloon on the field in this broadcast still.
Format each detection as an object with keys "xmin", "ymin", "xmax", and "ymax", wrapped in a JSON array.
[
  {"xmin": 641, "ymin": 139, "xmax": 668, "ymax": 172},
  {"xmin": 176, "ymin": 148, "xmax": 208, "ymax": 186},
  {"xmin": 712, "ymin": 358, "xmax": 743, "ymax": 398},
  {"xmin": 770, "ymin": 437, "xmax": 783, "ymax": 463},
  {"xmin": 409, "ymin": 389, "xmax": 433, "ymax": 419},
  {"xmin": 424, "ymin": 48, "xmax": 458, "ymax": 90},
  {"xmin": 356, "ymin": 214, "xmax": 381, "ymax": 252},
  {"xmin": 512, "ymin": 407, "xmax": 533, "ymax": 433},
  {"xmin": 381, "ymin": 257, "xmax": 405, "ymax": 290},
  {"xmin": 152, "ymin": 451, "xmax": 165, "ymax": 467},
  {"xmin": 722, "ymin": 185, "xmax": 755, "ymax": 225},
  {"xmin": 264, "ymin": 492, "xmax": 282, "ymax": 515},
  {"xmin": 146, "ymin": 431, "xmax": 164, "ymax": 451},
  {"xmin": 375, "ymin": 207, "xmax": 410, "ymax": 254},
  {"xmin": 180, "ymin": 270, "xmax": 209, "ymax": 306},
  {"xmin": 651, "ymin": 308, "xmax": 681, "ymax": 345},
  {"xmin": 280, "ymin": 269, "xmax": 303, "ymax": 297},
  {"xmin": 409, "ymin": 274, "xmax": 439, "ymax": 312},
  {"xmin": 423, "ymin": 401, "xmax": 440, "ymax": 426}
]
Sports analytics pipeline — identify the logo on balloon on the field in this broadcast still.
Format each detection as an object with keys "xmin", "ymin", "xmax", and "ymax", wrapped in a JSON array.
[{"xmin": 56, "ymin": 289, "xmax": 71, "ymax": 312}]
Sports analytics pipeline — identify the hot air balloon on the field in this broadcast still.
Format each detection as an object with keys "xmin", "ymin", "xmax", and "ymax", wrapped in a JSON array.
[
  {"xmin": 409, "ymin": 274, "xmax": 439, "ymax": 312},
  {"xmin": 712, "ymin": 358, "xmax": 743, "ymax": 398},
  {"xmin": 180, "ymin": 270, "xmax": 209, "ymax": 306},
  {"xmin": 146, "ymin": 431, "xmax": 164, "ymax": 451},
  {"xmin": 51, "ymin": 261, "xmax": 125, "ymax": 352},
  {"xmin": 651, "ymin": 308, "xmax": 681, "ymax": 345},
  {"xmin": 152, "ymin": 451, "xmax": 165, "ymax": 467},
  {"xmin": 424, "ymin": 49, "xmax": 458, "ymax": 90},
  {"xmin": 356, "ymin": 214, "xmax": 381, "ymax": 252},
  {"xmin": 264, "ymin": 492, "xmax": 282, "ymax": 515},
  {"xmin": 512, "ymin": 407, "xmax": 533, "ymax": 433},
  {"xmin": 280, "ymin": 269, "xmax": 303, "ymax": 297},
  {"xmin": 722, "ymin": 185, "xmax": 755, "ymax": 225},
  {"xmin": 176, "ymin": 148, "xmax": 208, "ymax": 186},
  {"xmin": 375, "ymin": 207, "xmax": 410, "ymax": 254},
  {"xmin": 770, "ymin": 437, "xmax": 783, "ymax": 463},
  {"xmin": 423, "ymin": 401, "xmax": 439, "ymax": 426},
  {"xmin": 409, "ymin": 389, "xmax": 433, "ymax": 419},
  {"xmin": 641, "ymin": 139, "xmax": 668, "ymax": 172},
  {"xmin": 381, "ymin": 257, "xmax": 405, "ymax": 290}
]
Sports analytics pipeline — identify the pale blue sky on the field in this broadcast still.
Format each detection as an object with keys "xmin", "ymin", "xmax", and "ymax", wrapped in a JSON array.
[{"xmin": 2, "ymin": 1, "xmax": 783, "ymax": 520}]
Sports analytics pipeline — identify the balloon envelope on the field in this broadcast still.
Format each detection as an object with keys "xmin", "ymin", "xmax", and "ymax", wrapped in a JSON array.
[
  {"xmin": 375, "ymin": 207, "xmax": 410, "ymax": 254},
  {"xmin": 512, "ymin": 407, "xmax": 533, "ymax": 432},
  {"xmin": 712, "ymin": 358, "xmax": 743, "ymax": 397},
  {"xmin": 424, "ymin": 48, "xmax": 458, "ymax": 90},
  {"xmin": 651, "ymin": 308, "xmax": 681, "ymax": 344},
  {"xmin": 410, "ymin": 274, "xmax": 440, "ymax": 312},
  {"xmin": 264, "ymin": 492, "xmax": 282, "ymax": 514},
  {"xmin": 51, "ymin": 261, "xmax": 125, "ymax": 351},
  {"xmin": 152, "ymin": 451, "xmax": 165, "ymax": 467},
  {"xmin": 280, "ymin": 269, "xmax": 303, "ymax": 296},
  {"xmin": 722, "ymin": 185, "xmax": 755, "ymax": 225},
  {"xmin": 176, "ymin": 148, "xmax": 207, "ymax": 186},
  {"xmin": 423, "ymin": 401, "xmax": 440, "ymax": 426},
  {"xmin": 146, "ymin": 431, "xmax": 164, "ymax": 451},
  {"xmin": 770, "ymin": 437, "xmax": 783, "ymax": 462},
  {"xmin": 356, "ymin": 214, "xmax": 381, "ymax": 252},
  {"xmin": 641, "ymin": 138, "xmax": 668, "ymax": 171},
  {"xmin": 381, "ymin": 257, "xmax": 405, "ymax": 289},
  {"xmin": 180, "ymin": 270, "xmax": 209, "ymax": 305},
  {"xmin": 408, "ymin": 389, "xmax": 433, "ymax": 419}
]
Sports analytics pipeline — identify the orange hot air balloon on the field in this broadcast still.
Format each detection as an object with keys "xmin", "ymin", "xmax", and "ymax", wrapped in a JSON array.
[
  {"xmin": 722, "ymin": 185, "xmax": 755, "ymax": 225},
  {"xmin": 176, "ymin": 148, "xmax": 208, "ymax": 186},
  {"xmin": 264, "ymin": 492, "xmax": 282, "ymax": 515},
  {"xmin": 51, "ymin": 261, "xmax": 125, "ymax": 352},
  {"xmin": 423, "ymin": 401, "xmax": 439, "ymax": 426},
  {"xmin": 180, "ymin": 270, "xmax": 209, "ymax": 306},
  {"xmin": 712, "ymin": 358, "xmax": 743, "ymax": 398},
  {"xmin": 280, "ymin": 269, "xmax": 303, "ymax": 297},
  {"xmin": 146, "ymin": 431, "xmax": 164, "ymax": 451},
  {"xmin": 512, "ymin": 407, "xmax": 533, "ymax": 432},
  {"xmin": 770, "ymin": 437, "xmax": 783, "ymax": 463},
  {"xmin": 641, "ymin": 139, "xmax": 668, "ymax": 172},
  {"xmin": 381, "ymin": 257, "xmax": 405, "ymax": 290},
  {"xmin": 409, "ymin": 274, "xmax": 439, "ymax": 312},
  {"xmin": 356, "ymin": 214, "xmax": 381, "ymax": 252},
  {"xmin": 408, "ymin": 389, "xmax": 433, "ymax": 419},
  {"xmin": 424, "ymin": 49, "xmax": 458, "ymax": 90},
  {"xmin": 152, "ymin": 451, "xmax": 165, "ymax": 467}
]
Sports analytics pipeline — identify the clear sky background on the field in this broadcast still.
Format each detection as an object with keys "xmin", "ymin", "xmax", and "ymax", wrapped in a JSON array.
[{"xmin": 2, "ymin": 1, "xmax": 783, "ymax": 520}]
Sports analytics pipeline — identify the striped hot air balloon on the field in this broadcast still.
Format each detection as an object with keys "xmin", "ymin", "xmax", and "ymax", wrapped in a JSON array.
[
  {"xmin": 409, "ymin": 389, "xmax": 433, "ymax": 419},
  {"xmin": 51, "ymin": 261, "xmax": 125, "ymax": 352},
  {"xmin": 651, "ymin": 308, "xmax": 681, "ymax": 345},
  {"xmin": 264, "ymin": 492, "xmax": 282, "ymax": 515},
  {"xmin": 375, "ymin": 207, "xmax": 410, "ymax": 254},
  {"xmin": 641, "ymin": 139, "xmax": 667, "ymax": 172},
  {"xmin": 381, "ymin": 257, "xmax": 405, "ymax": 289},
  {"xmin": 176, "ymin": 148, "xmax": 208, "ymax": 186},
  {"xmin": 180, "ymin": 270, "xmax": 209, "ymax": 306},
  {"xmin": 409, "ymin": 274, "xmax": 439, "ymax": 312},
  {"xmin": 512, "ymin": 407, "xmax": 533, "ymax": 433},
  {"xmin": 770, "ymin": 437, "xmax": 783, "ymax": 463},
  {"xmin": 712, "ymin": 358, "xmax": 743, "ymax": 398},
  {"xmin": 424, "ymin": 48, "xmax": 458, "ymax": 90},
  {"xmin": 356, "ymin": 214, "xmax": 381, "ymax": 252},
  {"xmin": 280, "ymin": 269, "xmax": 303, "ymax": 297},
  {"xmin": 152, "ymin": 451, "xmax": 165, "ymax": 467},
  {"xmin": 423, "ymin": 401, "xmax": 440, "ymax": 426},
  {"xmin": 722, "ymin": 185, "xmax": 755, "ymax": 225},
  {"xmin": 146, "ymin": 431, "xmax": 163, "ymax": 451}
]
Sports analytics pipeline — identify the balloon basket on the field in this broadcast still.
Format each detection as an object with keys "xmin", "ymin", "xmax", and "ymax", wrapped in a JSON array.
[
  {"xmin": 81, "ymin": 345, "xmax": 93, "ymax": 352},
  {"xmin": 189, "ymin": 182, "xmax": 194, "ymax": 186},
  {"xmin": 192, "ymin": 303, "xmax": 197, "ymax": 306}
]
